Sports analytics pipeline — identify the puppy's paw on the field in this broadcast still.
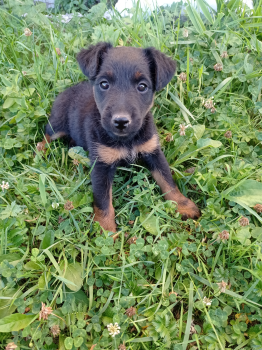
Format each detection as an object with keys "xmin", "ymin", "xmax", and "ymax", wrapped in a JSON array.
[
  {"xmin": 177, "ymin": 199, "xmax": 201, "ymax": 221},
  {"xmin": 94, "ymin": 207, "xmax": 117, "ymax": 233},
  {"xmin": 100, "ymin": 221, "xmax": 117, "ymax": 233},
  {"xmin": 34, "ymin": 141, "xmax": 48, "ymax": 158}
]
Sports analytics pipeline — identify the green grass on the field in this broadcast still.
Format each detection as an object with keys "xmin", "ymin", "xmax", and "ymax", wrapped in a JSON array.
[{"xmin": 1, "ymin": 0, "xmax": 262, "ymax": 349}]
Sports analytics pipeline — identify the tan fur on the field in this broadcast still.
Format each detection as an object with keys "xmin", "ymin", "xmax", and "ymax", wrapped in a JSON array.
[
  {"xmin": 151, "ymin": 170, "xmax": 199, "ymax": 218},
  {"xmin": 134, "ymin": 134, "xmax": 159, "ymax": 154},
  {"xmin": 37, "ymin": 132, "xmax": 66, "ymax": 153},
  {"xmin": 134, "ymin": 71, "xmax": 142, "ymax": 79},
  {"xmin": 36, "ymin": 134, "xmax": 51, "ymax": 152},
  {"xmin": 95, "ymin": 134, "xmax": 159, "ymax": 165},
  {"xmin": 50, "ymin": 131, "xmax": 67, "ymax": 141},
  {"xmin": 151, "ymin": 170, "xmax": 176, "ymax": 200},
  {"xmin": 96, "ymin": 144, "xmax": 129, "ymax": 164},
  {"xmin": 94, "ymin": 189, "xmax": 116, "ymax": 232}
]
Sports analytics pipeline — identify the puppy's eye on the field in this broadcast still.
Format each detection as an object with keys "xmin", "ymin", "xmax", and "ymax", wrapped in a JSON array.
[
  {"xmin": 137, "ymin": 83, "xmax": 148, "ymax": 92},
  {"xmin": 100, "ymin": 81, "xmax": 109, "ymax": 90}
]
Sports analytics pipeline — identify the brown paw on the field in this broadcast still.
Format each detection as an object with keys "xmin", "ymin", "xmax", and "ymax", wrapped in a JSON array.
[
  {"xmin": 36, "ymin": 141, "xmax": 46, "ymax": 153},
  {"xmin": 99, "ymin": 221, "xmax": 117, "ymax": 233},
  {"xmin": 177, "ymin": 199, "xmax": 201, "ymax": 221},
  {"xmin": 94, "ymin": 206, "xmax": 117, "ymax": 232}
]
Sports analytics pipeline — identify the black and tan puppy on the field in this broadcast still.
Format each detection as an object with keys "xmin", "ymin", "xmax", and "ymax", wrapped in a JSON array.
[{"xmin": 42, "ymin": 42, "xmax": 201, "ymax": 232}]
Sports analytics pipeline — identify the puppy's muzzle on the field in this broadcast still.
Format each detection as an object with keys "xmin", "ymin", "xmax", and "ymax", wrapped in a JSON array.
[{"xmin": 112, "ymin": 115, "xmax": 131, "ymax": 131}]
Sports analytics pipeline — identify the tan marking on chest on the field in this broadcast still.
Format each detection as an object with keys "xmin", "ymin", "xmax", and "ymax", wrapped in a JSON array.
[
  {"xmin": 96, "ymin": 144, "xmax": 129, "ymax": 164},
  {"xmin": 134, "ymin": 134, "xmax": 159, "ymax": 154},
  {"xmin": 96, "ymin": 134, "xmax": 159, "ymax": 164}
]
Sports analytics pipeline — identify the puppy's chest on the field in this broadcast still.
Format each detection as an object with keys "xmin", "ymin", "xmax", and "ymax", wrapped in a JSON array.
[{"xmin": 94, "ymin": 134, "xmax": 159, "ymax": 165}]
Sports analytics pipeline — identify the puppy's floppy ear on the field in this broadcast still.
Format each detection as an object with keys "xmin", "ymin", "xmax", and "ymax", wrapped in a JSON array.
[
  {"xmin": 77, "ymin": 42, "xmax": 112, "ymax": 80},
  {"xmin": 144, "ymin": 47, "xmax": 176, "ymax": 91}
]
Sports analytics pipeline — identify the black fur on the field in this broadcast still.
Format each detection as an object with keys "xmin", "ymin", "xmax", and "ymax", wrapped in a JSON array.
[{"xmin": 45, "ymin": 42, "xmax": 200, "ymax": 231}]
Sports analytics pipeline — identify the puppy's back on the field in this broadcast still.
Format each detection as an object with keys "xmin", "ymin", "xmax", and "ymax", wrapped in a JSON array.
[{"xmin": 45, "ymin": 81, "xmax": 93, "ymax": 139}]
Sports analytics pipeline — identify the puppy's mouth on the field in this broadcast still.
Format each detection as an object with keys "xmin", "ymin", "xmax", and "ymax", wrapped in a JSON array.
[{"xmin": 112, "ymin": 130, "xmax": 128, "ymax": 137}]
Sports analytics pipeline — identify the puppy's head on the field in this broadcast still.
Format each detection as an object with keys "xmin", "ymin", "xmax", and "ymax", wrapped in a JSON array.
[{"xmin": 77, "ymin": 42, "xmax": 176, "ymax": 139}]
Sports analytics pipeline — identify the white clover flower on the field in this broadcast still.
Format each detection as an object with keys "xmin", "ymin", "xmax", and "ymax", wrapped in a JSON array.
[
  {"xmin": 179, "ymin": 124, "xmax": 189, "ymax": 136},
  {"xmin": 107, "ymin": 323, "xmax": 121, "ymax": 337},
  {"xmin": 52, "ymin": 202, "xmax": 59, "ymax": 209},
  {"xmin": 1, "ymin": 181, "xmax": 9, "ymax": 192},
  {"xmin": 203, "ymin": 296, "xmax": 212, "ymax": 306}
]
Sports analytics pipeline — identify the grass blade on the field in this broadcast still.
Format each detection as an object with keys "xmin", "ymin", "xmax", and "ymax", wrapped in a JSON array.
[{"xmin": 182, "ymin": 282, "xmax": 193, "ymax": 350}]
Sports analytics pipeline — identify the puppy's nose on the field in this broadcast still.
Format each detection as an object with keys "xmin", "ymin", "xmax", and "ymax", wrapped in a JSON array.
[{"xmin": 112, "ymin": 116, "xmax": 130, "ymax": 130}]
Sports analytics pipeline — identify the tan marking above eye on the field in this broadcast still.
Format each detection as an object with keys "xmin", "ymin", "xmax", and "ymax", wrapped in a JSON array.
[
  {"xmin": 96, "ymin": 144, "xmax": 129, "ymax": 164},
  {"xmin": 134, "ymin": 71, "xmax": 143, "ymax": 79},
  {"xmin": 134, "ymin": 134, "xmax": 159, "ymax": 154}
]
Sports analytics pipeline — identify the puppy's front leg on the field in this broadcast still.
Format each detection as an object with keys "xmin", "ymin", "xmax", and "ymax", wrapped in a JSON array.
[
  {"xmin": 142, "ymin": 149, "xmax": 201, "ymax": 220},
  {"xmin": 91, "ymin": 162, "xmax": 117, "ymax": 232}
]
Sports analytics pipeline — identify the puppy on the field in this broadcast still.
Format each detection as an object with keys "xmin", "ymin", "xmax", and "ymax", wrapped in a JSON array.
[{"xmin": 42, "ymin": 42, "xmax": 201, "ymax": 232}]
